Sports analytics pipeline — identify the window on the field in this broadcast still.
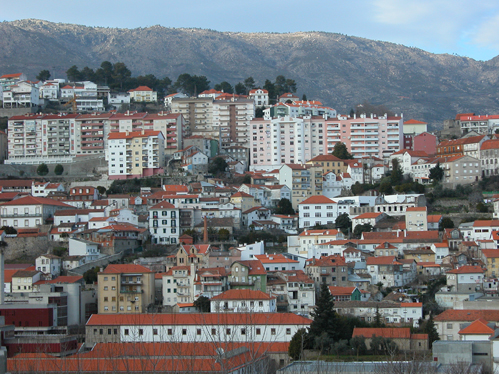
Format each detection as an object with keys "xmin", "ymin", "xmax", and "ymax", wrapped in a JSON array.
[
  {"xmin": 212, "ymin": 328, "xmax": 217, "ymax": 335},
  {"xmin": 182, "ymin": 328, "xmax": 187, "ymax": 335},
  {"xmin": 139, "ymin": 329, "xmax": 144, "ymax": 336},
  {"xmin": 226, "ymin": 328, "xmax": 231, "ymax": 335},
  {"xmin": 168, "ymin": 329, "xmax": 173, "ymax": 335},
  {"xmin": 241, "ymin": 328, "xmax": 246, "ymax": 335},
  {"xmin": 286, "ymin": 328, "xmax": 291, "ymax": 335},
  {"xmin": 197, "ymin": 328, "xmax": 201, "ymax": 335},
  {"xmin": 256, "ymin": 328, "xmax": 261, "ymax": 335},
  {"xmin": 271, "ymin": 328, "xmax": 276, "ymax": 335},
  {"xmin": 124, "ymin": 329, "xmax": 129, "ymax": 335},
  {"xmin": 153, "ymin": 328, "xmax": 158, "ymax": 335}
]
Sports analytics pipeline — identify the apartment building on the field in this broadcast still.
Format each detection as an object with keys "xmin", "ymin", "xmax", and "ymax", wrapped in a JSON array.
[
  {"xmin": 2, "ymin": 81, "xmax": 40, "ymax": 108},
  {"xmin": 0, "ymin": 73, "xmax": 27, "ymax": 91},
  {"xmin": 213, "ymin": 98, "xmax": 255, "ymax": 148},
  {"xmin": 480, "ymin": 139, "xmax": 499, "ymax": 177},
  {"xmin": 73, "ymin": 112, "xmax": 112, "ymax": 156},
  {"xmin": 325, "ymin": 113, "xmax": 403, "ymax": 158},
  {"xmin": 457, "ymin": 113, "xmax": 499, "ymax": 135},
  {"xmin": 268, "ymin": 101, "xmax": 336, "ymax": 118},
  {"xmin": 250, "ymin": 116, "xmax": 326, "ymax": 168},
  {"xmin": 171, "ymin": 97, "xmax": 213, "ymax": 137},
  {"xmin": 436, "ymin": 135, "xmax": 488, "ymax": 158},
  {"xmin": 441, "ymin": 155, "xmax": 481, "ymax": 186},
  {"xmin": 97, "ymin": 264, "xmax": 155, "ymax": 314},
  {"xmin": 7, "ymin": 114, "xmax": 45, "ymax": 162},
  {"xmin": 149, "ymin": 200, "xmax": 180, "ymax": 244},
  {"xmin": 298, "ymin": 195, "xmax": 339, "ymax": 228},
  {"xmin": 249, "ymin": 88, "xmax": 269, "ymax": 106},
  {"xmin": 278, "ymin": 163, "xmax": 322, "ymax": 209},
  {"xmin": 162, "ymin": 265, "xmax": 196, "ymax": 307},
  {"xmin": 60, "ymin": 81, "xmax": 104, "ymax": 111},
  {"xmin": 107, "ymin": 130, "xmax": 165, "ymax": 179}
]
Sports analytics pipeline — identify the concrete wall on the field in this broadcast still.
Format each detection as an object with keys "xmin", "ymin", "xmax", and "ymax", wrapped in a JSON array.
[{"xmin": 67, "ymin": 252, "xmax": 124, "ymax": 276}]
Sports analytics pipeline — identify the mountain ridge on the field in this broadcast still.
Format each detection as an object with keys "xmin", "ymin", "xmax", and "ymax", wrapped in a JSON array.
[{"xmin": 1, "ymin": 19, "xmax": 499, "ymax": 128}]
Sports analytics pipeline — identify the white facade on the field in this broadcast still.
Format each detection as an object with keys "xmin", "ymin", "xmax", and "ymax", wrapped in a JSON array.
[
  {"xmin": 249, "ymin": 89, "xmax": 269, "ymax": 107},
  {"xmin": 298, "ymin": 196, "xmax": 338, "ymax": 228},
  {"xmin": 149, "ymin": 202, "xmax": 180, "ymax": 244},
  {"xmin": 35, "ymin": 255, "xmax": 62, "ymax": 278},
  {"xmin": 237, "ymin": 241, "xmax": 265, "ymax": 261},
  {"xmin": 68, "ymin": 238, "xmax": 101, "ymax": 261},
  {"xmin": 211, "ymin": 297, "xmax": 276, "ymax": 313}
]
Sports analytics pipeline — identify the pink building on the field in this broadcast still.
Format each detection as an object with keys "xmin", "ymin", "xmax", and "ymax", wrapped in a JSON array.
[
  {"xmin": 325, "ymin": 113, "xmax": 403, "ymax": 158},
  {"xmin": 413, "ymin": 132, "xmax": 438, "ymax": 156}
]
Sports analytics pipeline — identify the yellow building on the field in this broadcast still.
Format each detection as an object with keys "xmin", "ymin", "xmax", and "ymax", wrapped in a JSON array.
[
  {"xmin": 482, "ymin": 249, "xmax": 499, "ymax": 278},
  {"xmin": 306, "ymin": 154, "xmax": 347, "ymax": 175},
  {"xmin": 403, "ymin": 248, "xmax": 435, "ymax": 263},
  {"xmin": 230, "ymin": 191, "xmax": 258, "ymax": 212},
  {"xmin": 97, "ymin": 264, "xmax": 155, "ymax": 314}
]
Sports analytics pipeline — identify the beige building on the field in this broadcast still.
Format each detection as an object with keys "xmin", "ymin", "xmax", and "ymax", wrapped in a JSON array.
[
  {"xmin": 279, "ymin": 163, "xmax": 322, "ymax": 209},
  {"xmin": 305, "ymin": 154, "xmax": 347, "ymax": 175},
  {"xmin": 128, "ymin": 86, "xmax": 157, "ymax": 102},
  {"xmin": 441, "ymin": 155, "xmax": 481, "ymax": 186},
  {"xmin": 405, "ymin": 206, "xmax": 428, "ymax": 231},
  {"xmin": 97, "ymin": 264, "xmax": 155, "ymax": 314},
  {"xmin": 107, "ymin": 130, "xmax": 165, "ymax": 180},
  {"xmin": 171, "ymin": 97, "xmax": 214, "ymax": 137}
]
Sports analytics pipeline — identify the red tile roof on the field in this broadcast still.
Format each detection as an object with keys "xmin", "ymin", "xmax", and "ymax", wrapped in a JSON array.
[
  {"xmin": 211, "ymin": 289, "xmax": 274, "ymax": 300},
  {"xmin": 481, "ymin": 139, "xmax": 499, "ymax": 150},
  {"xmin": 128, "ymin": 86, "xmax": 153, "ymax": 92},
  {"xmin": 458, "ymin": 319, "xmax": 495, "ymax": 335},
  {"xmin": 353, "ymin": 212, "xmax": 383, "ymax": 219},
  {"xmin": 234, "ymin": 260, "xmax": 266, "ymax": 275},
  {"xmin": 299, "ymin": 195, "xmax": 335, "ymax": 205},
  {"xmin": 366, "ymin": 256, "xmax": 401, "ymax": 265},
  {"xmin": 87, "ymin": 312, "xmax": 311, "ymax": 326},
  {"xmin": 406, "ymin": 207, "xmax": 427, "ymax": 212},
  {"xmin": 307, "ymin": 154, "xmax": 342, "ymax": 162},
  {"xmin": 447, "ymin": 265, "xmax": 484, "ymax": 274},
  {"xmin": 329, "ymin": 286, "xmax": 356, "ymax": 296},
  {"xmin": 101, "ymin": 264, "xmax": 152, "ymax": 274},
  {"xmin": 404, "ymin": 119, "xmax": 427, "ymax": 125},
  {"xmin": 150, "ymin": 201, "xmax": 175, "ymax": 209},
  {"xmin": 434, "ymin": 310, "xmax": 499, "ymax": 322},
  {"xmin": 0, "ymin": 195, "xmax": 73, "ymax": 207},
  {"xmin": 255, "ymin": 254, "xmax": 298, "ymax": 264},
  {"xmin": 481, "ymin": 249, "xmax": 499, "ymax": 258}
]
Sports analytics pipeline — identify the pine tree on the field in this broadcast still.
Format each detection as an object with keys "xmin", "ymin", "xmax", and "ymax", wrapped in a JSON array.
[
  {"xmin": 424, "ymin": 314, "xmax": 440, "ymax": 348},
  {"xmin": 309, "ymin": 282, "xmax": 339, "ymax": 343}
]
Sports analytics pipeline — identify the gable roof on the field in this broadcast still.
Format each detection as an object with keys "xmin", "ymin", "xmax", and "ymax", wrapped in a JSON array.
[
  {"xmin": 447, "ymin": 265, "xmax": 484, "ymax": 274},
  {"xmin": 101, "ymin": 264, "xmax": 152, "ymax": 274},
  {"xmin": 211, "ymin": 289, "xmax": 274, "ymax": 301},
  {"xmin": 434, "ymin": 310, "xmax": 499, "ymax": 322},
  {"xmin": 0, "ymin": 195, "xmax": 73, "ymax": 207},
  {"xmin": 299, "ymin": 195, "xmax": 335, "ymax": 205},
  {"xmin": 458, "ymin": 319, "xmax": 495, "ymax": 335}
]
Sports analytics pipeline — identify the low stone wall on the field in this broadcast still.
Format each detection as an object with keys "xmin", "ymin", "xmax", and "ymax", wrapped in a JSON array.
[{"xmin": 4, "ymin": 236, "xmax": 50, "ymax": 261}]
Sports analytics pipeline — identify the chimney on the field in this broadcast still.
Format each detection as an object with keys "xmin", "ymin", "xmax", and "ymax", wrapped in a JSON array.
[{"xmin": 203, "ymin": 216, "xmax": 208, "ymax": 243}]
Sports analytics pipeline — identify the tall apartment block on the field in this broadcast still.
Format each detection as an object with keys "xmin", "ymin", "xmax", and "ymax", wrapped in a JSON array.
[
  {"xmin": 7, "ymin": 112, "xmax": 184, "ymax": 164},
  {"xmin": 107, "ymin": 130, "xmax": 165, "ymax": 179},
  {"xmin": 171, "ymin": 97, "xmax": 254, "ymax": 149}
]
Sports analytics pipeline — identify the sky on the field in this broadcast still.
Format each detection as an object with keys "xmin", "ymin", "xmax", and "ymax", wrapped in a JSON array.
[{"xmin": 2, "ymin": 0, "xmax": 499, "ymax": 61}]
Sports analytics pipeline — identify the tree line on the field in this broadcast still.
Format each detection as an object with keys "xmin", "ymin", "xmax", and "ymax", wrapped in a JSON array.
[{"xmin": 37, "ymin": 62, "xmax": 299, "ymax": 100}]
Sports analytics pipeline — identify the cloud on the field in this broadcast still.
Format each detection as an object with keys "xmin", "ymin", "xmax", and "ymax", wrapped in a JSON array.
[{"xmin": 471, "ymin": 12, "xmax": 499, "ymax": 50}]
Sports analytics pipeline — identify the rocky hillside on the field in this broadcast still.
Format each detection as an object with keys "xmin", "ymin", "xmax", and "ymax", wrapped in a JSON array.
[{"xmin": 1, "ymin": 19, "xmax": 499, "ymax": 127}]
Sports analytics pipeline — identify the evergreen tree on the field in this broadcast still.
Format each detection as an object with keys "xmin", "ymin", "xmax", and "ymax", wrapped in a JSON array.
[
  {"xmin": 424, "ymin": 314, "xmax": 440, "ymax": 348},
  {"xmin": 429, "ymin": 162, "xmax": 444, "ymax": 183},
  {"xmin": 275, "ymin": 198, "xmax": 295, "ymax": 215},
  {"xmin": 332, "ymin": 142, "xmax": 354, "ymax": 159},
  {"xmin": 390, "ymin": 158, "xmax": 403, "ymax": 185},
  {"xmin": 36, "ymin": 69, "xmax": 51, "ymax": 81},
  {"xmin": 54, "ymin": 164, "xmax": 64, "ymax": 175},
  {"xmin": 373, "ymin": 305, "xmax": 385, "ymax": 327},
  {"xmin": 288, "ymin": 328, "xmax": 307, "ymax": 360},
  {"xmin": 309, "ymin": 282, "xmax": 340, "ymax": 343},
  {"xmin": 37, "ymin": 163, "xmax": 49, "ymax": 176}
]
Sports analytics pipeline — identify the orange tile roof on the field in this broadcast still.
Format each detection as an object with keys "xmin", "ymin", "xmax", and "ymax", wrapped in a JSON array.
[
  {"xmin": 481, "ymin": 249, "xmax": 499, "ymax": 258},
  {"xmin": 87, "ymin": 312, "xmax": 311, "ymax": 326},
  {"xmin": 481, "ymin": 139, "xmax": 499, "ymax": 150},
  {"xmin": 363, "ymin": 231, "xmax": 440, "ymax": 241},
  {"xmin": 255, "ymin": 254, "xmax": 298, "ymax": 264},
  {"xmin": 353, "ymin": 212, "xmax": 383, "ymax": 219},
  {"xmin": 353, "ymin": 327, "xmax": 410, "ymax": 339},
  {"xmin": 101, "ymin": 264, "xmax": 152, "ymax": 274},
  {"xmin": 329, "ymin": 286, "xmax": 356, "ymax": 296},
  {"xmin": 307, "ymin": 154, "xmax": 342, "ymax": 162},
  {"xmin": 428, "ymin": 215, "xmax": 442, "ymax": 223},
  {"xmin": 128, "ymin": 86, "xmax": 153, "ymax": 92},
  {"xmin": 306, "ymin": 255, "xmax": 347, "ymax": 267},
  {"xmin": 434, "ymin": 310, "xmax": 499, "ymax": 322},
  {"xmin": 447, "ymin": 265, "xmax": 484, "ymax": 274},
  {"xmin": 366, "ymin": 256, "xmax": 400, "ymax": 265},
  {"xmin": 1, "ymin": 195, "xmax": 73, "ymax": 207},
  {"xmin": 406, "ymin": 207, "xmax": 427, "ymax": 212},
  {"xmin": 473, "ymin": 220, "xmax": 499, "ymax": 227},
  {"xmin": 211, "ymin": 289, "xmax": 274, "ymax": 301},
  {"xmin": 404, "ymin": 119, "xmax": 427, "ymax": 125},
  {"xmin": 458, "ymin": 318, "xmax": 495, "ymax": 335},
  {"xmin": 150, "ymin": 201, "xmax": 175, "ymax": 209},
  {"xmin": 235, "ymin": 260, "xmax": 266, "ymax": 275},
  {"xmin": 299, "ymin": 195, "xmax": 335, "ymax": 205}
]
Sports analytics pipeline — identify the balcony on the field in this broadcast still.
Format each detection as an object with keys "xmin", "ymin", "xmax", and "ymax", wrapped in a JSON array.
[{"xmin": 120, "ymin": 289, "xmax": 142, "ymax": 294}]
